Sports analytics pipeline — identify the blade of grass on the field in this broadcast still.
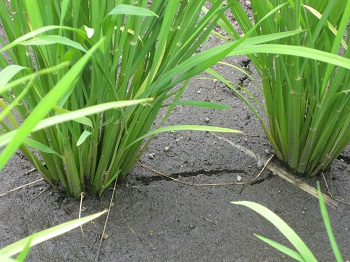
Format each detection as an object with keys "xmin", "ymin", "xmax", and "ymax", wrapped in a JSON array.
[
  {"xmin": 254, "ymin": 234, "xmax": 306, "ymax": 262},
  {"xmin": 174, "ymin": 100, "xmax": 230, "ymax": 110},
  {"xmin": 317, "ymin": 183, "xmax": 343, "ymax": 262},
  {"xmin": 15, "ymin": 236, "xmax": 33, "ymax": 262},
  {"xmin": 126, "ymin": 125, "xmax": 242, "ymax": 149},
  {"xmin": 232, "ymin": 201, "xmax": 317, "ymax": 262},
  {"xmin": 228, "ymin": 44, "xmax": 350, "ymax": 70},
  {"xmin": 0, "ymin": 211, "xmax": 107, "ymax": 257}
]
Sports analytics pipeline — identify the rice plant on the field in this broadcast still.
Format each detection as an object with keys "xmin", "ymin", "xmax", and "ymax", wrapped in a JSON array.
[
  {"xmin": 0, "ymin": 34, "xmax": 151, "ymax": 173},
  {"xmin": 213, "ymin": 0, "xmax": 350, "ymax": 176},
  {"xmin": 0, "ymin": 0, "xmax": 247, "ymax": 198}
]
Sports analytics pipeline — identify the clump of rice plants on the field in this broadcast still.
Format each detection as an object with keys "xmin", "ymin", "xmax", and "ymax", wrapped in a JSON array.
[
  {"xmin": 214, "ymin": 0, "xmax": 350, "ymax": 176},
  {"xmin": 0, "ymin": 33, "xmax": 139, "ymax": 175},
  {"xmin": 0, "ymin": 0, "xmax": 243, "ymax": 198}
]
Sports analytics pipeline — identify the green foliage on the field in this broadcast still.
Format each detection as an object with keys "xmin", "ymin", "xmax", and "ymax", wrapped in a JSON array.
[
  {"xmin": 0, "ymin": 0, "xmax": 243, "ymax": 198},
  {"xmin": 0, "ymin": 211, "xmax": 106, "ymax": 261},
  {"xmin": 232, "ymin": 184, "xmax": 343, "ymax": 262},
  {"xmin": 215, "ymin": 0, "xmax": 350, "ymax": 176}
]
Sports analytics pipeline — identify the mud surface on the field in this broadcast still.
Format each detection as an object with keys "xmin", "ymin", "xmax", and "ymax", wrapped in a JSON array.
[{"xmin": 1, "ymin": 2, "xmax": 350, "ymax": 262}]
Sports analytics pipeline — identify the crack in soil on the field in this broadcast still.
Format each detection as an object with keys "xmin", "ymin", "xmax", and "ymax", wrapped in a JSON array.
[
  {"xmin": 249, "ymin": 172, "xmax": 274, "ymax": 186},
  {"xmin": 239, "ymin": 58, "xmax": 251, "ymax": 69},
  {"xmin": 238, "ymin": 172, "xmax": 275, "ymax": 194},
  {"xmin": 135, "ymin": 168, "xmax": 248, "ymax": 185},
  {"xmin": 237, "ymin": 58, "xmax": 251, "ymax": 87}
]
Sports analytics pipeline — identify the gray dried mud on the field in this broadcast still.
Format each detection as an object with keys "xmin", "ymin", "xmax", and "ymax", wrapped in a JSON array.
[{"xmin": 1, "ymin": 2, "xmax": 350, "ymax": 262}]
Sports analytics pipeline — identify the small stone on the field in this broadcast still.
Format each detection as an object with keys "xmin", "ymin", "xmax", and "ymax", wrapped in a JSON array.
[
  {"xmin": 148, "ymin": 153, "xmax": 155, "ymax": 159},
  {"xmin": 256, "ymin": 160, "xmax": 264, "ymax": 169},
  {"xmin": 237, "ymin": 175, "xmax": 242, "ymax": 182},
  {"xmin": 302, "ymin": 211, "xmax": 306, "ymax": 215},
  {"xmin": 39, "ymin": 187, "xmax": 43, "ymax": 191},
  {"xmin": 189, "ymin": 224, "xmax": 196, "ymax": 230},
  {"xmin": 175, "ymin": 137, "xmax": 183, "ymax": 142},
  {"xmin": 245, "ymin": 0, "xmax": 252, "ymax": 7},
  {"xmin": 102, "ymin": 234, "xmax": 109, "ymax": 240},
  {"xmin": 205, "ymin": 117, "xmax": 210, "ymax": 123},
  {"xmin": 164, "ymin": 146, "xmax": 170, "ymax": 152},
  {"xmin": 264, "ymin": 149, "xmax": 271, "ymax": 154}
]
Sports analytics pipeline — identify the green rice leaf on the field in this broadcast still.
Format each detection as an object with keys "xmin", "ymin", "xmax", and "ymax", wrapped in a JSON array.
[
  {"xmin": 175, "ymin": 100, "xmax": 229, "ymax": 109},
  {"xmin": 302, "ymin": 5, "xmax": 347, "ymax": 50},
  {"xmin": 52, "ymin": 106, "xmax": 92, "ymax": 127},
  {"xmin": 20, "ymin": 35, "xmax": 87, "ymax": 52},
  {"xmin": 232, "ymin": 201, "xmax": 317, "ymax": 262},
  {"xmin": 0, "ymin": 255, "xmax": 16, "ymax": 262},
  {"xmin": 33, "ymin": 99, "xmax": 153, "ymax": 131},
  {"xmin": 127, "ymin": 125, "xmax": 242, "ymax": 149},
  {"xmin": 0, "ymin": 211, "xmax": 107, "ymax": 258},
  {"xmin": 0, "ymin": 65, "xmax": 28, "ymax": 88},
  {"xmin": 237, "ymin": 30, "xmax": 306, "ymax": 46},
  {"xmin": 254, "ymin": 234, "xmax": 306, "ymax": 262},
  {"xmin": 59, "ymin": 0, "xmax": 70, "ymax": 27},
  {"xmin": 0, "ymin": 133, "xmax": 17, "ymax": 148},
  {"xmin": 228, "ymin": 44, "xmax": 350, "ymax": 70},
  {"xmin": 15, "ymin": 236, "xmax": 33, "ymax": 262},
  {"xmin": 0, "ymin": 62, "xmax": 70, "ymax": 95},
  {"xmin": 108, "ymin": 4, "xmax": 158, "ymax": 17},
  {"xmin": 101, "ymin": 116, "xmax": 114, "ymax": 127},
  {"xmin": 24, "ymin": 138, "xmax": 61, "ymax": 157},
  {"xmin": 317, "ymin": 184, "xmax": 343, "ymax": 262},
  {"xmin": 76, "ymin": 131, "xmax": 92, "ymax": 146},
  {"xmin": 0, "ymin": 26, "xmax": 60, "ymax": 53},
  {"xmin": 0, "ymin": 78, "xmax": 34, "ymax": 123}
]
